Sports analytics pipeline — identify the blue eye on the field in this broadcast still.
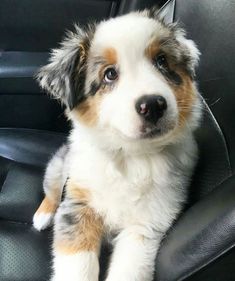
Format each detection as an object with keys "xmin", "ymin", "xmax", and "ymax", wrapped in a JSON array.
[{"xmin": 104, "ymin": 67, "xmax": 118, "ymax": 83}]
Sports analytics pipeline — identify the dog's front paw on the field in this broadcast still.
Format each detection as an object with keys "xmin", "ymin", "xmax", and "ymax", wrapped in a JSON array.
[
  {"xmin": 33, "ymin": 212, "xmax": 54, "ymax": 231},
  {"xmin": 33, "ymin": 196, "xmax": 57, "ymax": 231},
  {"xmin": 51, "ymin": 252, "xmax": 99, "ymax": 281}
]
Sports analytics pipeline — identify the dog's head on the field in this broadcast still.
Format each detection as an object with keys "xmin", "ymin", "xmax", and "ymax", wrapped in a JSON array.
[{"xmin": 37, "ymin": 9, "xmax": 201, "ymax": 149}]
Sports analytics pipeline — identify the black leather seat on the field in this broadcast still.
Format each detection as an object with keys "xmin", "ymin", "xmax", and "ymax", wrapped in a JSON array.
[
  {"xmin": 0, "ymin": 129, "xmax": 65, "ymax": 281},
  {"xmin": 0, "ymin": 0, "xmax": 234, "ymax": 280}
]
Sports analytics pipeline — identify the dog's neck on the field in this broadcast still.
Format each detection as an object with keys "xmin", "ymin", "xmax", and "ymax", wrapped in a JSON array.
[{"xmin": 70, "ymin": 122, "xmax": 193, "ymax": 159}]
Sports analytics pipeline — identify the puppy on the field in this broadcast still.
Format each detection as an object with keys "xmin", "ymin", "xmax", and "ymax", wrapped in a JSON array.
[{"xmin": 33, "ymin": 8, "xmax": 202, "ymax": 281}]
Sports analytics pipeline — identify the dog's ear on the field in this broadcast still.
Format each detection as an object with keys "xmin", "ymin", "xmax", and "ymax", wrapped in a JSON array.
[
  {"xmin": 37, "ymin": 24, "xmax": 94, "ymax": 109},
  {"xmin": 174, "ymin": 29, "xmax": 201, "ymax": 78},
  {"xmin": 149, "ymin": 7, "xmax": 200, "ymax": 77}
]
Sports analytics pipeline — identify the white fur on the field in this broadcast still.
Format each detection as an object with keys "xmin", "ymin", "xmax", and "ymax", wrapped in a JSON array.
[
  {"xmin": 43, "ymin": 144, "xmax": 69, "ymax": 201},
  {"xmin": 69, "ymin": 126, "xmax": 196, "ymax": 232},
  {"xmin": 106, "ymin": 227, "xmax": 161, "ymax": 281},
  {"xmin": 51, "ymin": 251, "xmax": 99, "ymax": 281},
  {"xmin": 33, "ymin": 212, "xmax": 54, "ymax": 231},
  {"xmin": 35, "ymin": 11, "xmax": 202, "ymax": 281}
]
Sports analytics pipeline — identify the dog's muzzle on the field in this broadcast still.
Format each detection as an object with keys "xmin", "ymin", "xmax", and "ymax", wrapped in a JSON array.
[{"xmin": 135, "ymin": 94, "xmax": 167, "ymax": 125}]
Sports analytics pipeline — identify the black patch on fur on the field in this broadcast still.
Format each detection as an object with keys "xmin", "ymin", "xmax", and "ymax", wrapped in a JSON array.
[
  {"xmin": 70, "ymin": 54, "xmax": 87, "ymax": 108},
  {"xmin": 158, "ymin": 36, "xmax": 196, "ymax": 80},
  {"xmin": 69, "ymin": 35, "xmax": 94, "ymax": 109},
  {"xmin": 153, "ymin": 50, "xmax": 183, "ymax": 85},
  {"xmin": 37, "ymin": 23, "xmax": 96, "ymax": 110},
  {"xmin": 89, "ymin": 80, "xmax": 101, "ymax": 96},
  {"xmin": 62, "ymin": 213, "xmax": 77, "ymax": 226},
  {"xmin": 181, "ymin": 54, "xmax": 195, "ymax": 79},
  {"xmin": 161, "ymin": 68, "xmax": 182, "ymax": 85},
  {"xmin": 61, "ymin": 179, "xmax": 68, "ymax": 202},
  {"xmin": 67, "ymin": 53, "xmax": 83, "ymax": 109}
]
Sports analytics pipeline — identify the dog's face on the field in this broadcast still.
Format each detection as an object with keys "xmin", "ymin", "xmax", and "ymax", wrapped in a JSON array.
[{"xmin": 38, "ymin": 10, "xmax": 201, "ymax": 147}]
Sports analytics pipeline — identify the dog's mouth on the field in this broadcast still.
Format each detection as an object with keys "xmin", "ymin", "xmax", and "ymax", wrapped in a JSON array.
[
  {"xmin": 140, "ymin": 126, "xmax": 162, "ymax": 139},
  {"xmin": 139, "ymin": 120, "xmax": 176, "ymax": 139},
  {"xmin": 108, "ymin": 118, "xmax": 177, "ymax": 142}
]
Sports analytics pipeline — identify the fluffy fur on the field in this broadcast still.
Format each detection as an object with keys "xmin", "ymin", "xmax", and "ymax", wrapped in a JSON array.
[{"xmin": 33, "ymin": 8, "xmax": 202, "ymax": 281}]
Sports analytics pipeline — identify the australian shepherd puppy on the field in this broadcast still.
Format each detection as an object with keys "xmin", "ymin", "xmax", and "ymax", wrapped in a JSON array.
[{"xmin": 33, "ymin": 8, "xmax": 202, "ymax": 281}]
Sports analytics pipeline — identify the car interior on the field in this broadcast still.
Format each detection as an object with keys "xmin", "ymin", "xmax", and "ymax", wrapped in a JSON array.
[{"xmin": 0, "ymin": 0, "xmax": 234, "ymax": 280}]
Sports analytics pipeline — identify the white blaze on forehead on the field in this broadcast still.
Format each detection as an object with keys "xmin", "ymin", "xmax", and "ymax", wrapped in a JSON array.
[{"xmin": 91, "ymin": 13, "xmax": 168, "ymax": 59}]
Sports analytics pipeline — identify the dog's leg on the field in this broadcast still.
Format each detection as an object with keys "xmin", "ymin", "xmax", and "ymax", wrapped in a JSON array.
[
  {"xmin": 33, "ymin": 145, "xmax": 68, "ymax": 231},
  {"xmin": 33, "ymin": 195, "xmax": 58, "ymax": 231},
  {"xmin": 51, "ymin": 182, "xmax": 103, "ymax": 281},
  {"xmin": 106, "ymin": 226, "xmax": 162, "ymax": 281}
]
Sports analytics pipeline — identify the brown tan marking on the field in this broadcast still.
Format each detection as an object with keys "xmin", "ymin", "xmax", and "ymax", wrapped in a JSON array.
[
  {"xmin": 35, "ymin": 196, "xmax": 57, "ymax": 215},
  {"xmin": 66, "ymin": 180, "xmax": 91, "ymax": 203},
  {"xmin": 72, "ymin": 90, "xmax": 105, "ymax": 127},
  {"xmin": 96, "ymin": 47, "xmax": 118, "ymax": 81},
  {"xmin": 54, "ymin": 181, "xmax": 103, "ymax": 255},
  {"xmin": 54, "ymin": 206, "xmax": 103, "ymax": 254},
  {"xmin": 145, "ymin": 40, "xmax": 160, "ymax": 60},
  {"xmin": 171, "ymin": 70, "xmax": 196, "ymax": 128},
  {"xmin": 103, "ymin": 47, "xmax": 117, "ymax": 65},
  {"xmin": 78, "ymin": 42, "xmax": 87, "ymax": 61}
]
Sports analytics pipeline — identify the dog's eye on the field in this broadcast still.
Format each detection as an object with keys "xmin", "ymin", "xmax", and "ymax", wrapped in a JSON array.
[
  {"xmin": 104, "ymin": 67, "xmax": 118, "ymax": 83},
  {"xmin": 154, "ymin": 54, "xmax": 168, "ymax": 69}
]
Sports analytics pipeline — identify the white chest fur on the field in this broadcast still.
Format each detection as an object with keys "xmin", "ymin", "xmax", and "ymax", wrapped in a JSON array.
[{"xmin": 68, "ymin": 129, "xmax": 196, "ymax": 233}]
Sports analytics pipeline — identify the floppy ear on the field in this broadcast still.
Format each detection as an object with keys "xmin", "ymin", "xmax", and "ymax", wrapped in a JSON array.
[
  {"xmin": 37, "ymin": 24, "xmax": 94, "ymax": 109},
  {"xmin": 175, "ymin": 30, "xmax": 201, "ymax": 78}
]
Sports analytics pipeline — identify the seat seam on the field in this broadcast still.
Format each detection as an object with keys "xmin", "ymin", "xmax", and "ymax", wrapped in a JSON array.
[
  {"xmin": 0, "ymin": 218, "xmax": 33, "ymax": 226},
  {"xmin": 0, "ymin": 154, "xmax": 44, "ymax": 169},
  {"xmin": 159, "ymin": 0, "xmax": 175, "ymax": 17},
  {"xmin": 0, "ymin": 127, "xmax": 67, "ymax": 137},
  {"xmin": 201, "ymin": 97, "xmax": 233, "ymax": 176}
]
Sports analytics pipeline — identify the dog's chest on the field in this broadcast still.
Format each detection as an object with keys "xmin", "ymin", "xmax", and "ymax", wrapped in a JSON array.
[{"xmin": 70, "ymin": 145, "xmax": 177, "ymax": 230}]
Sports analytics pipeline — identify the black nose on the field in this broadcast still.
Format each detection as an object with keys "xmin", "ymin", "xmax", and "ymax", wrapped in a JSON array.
[{"xmin": 135, "ymin": 95, "xmax": 167, "ymax": 124}]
